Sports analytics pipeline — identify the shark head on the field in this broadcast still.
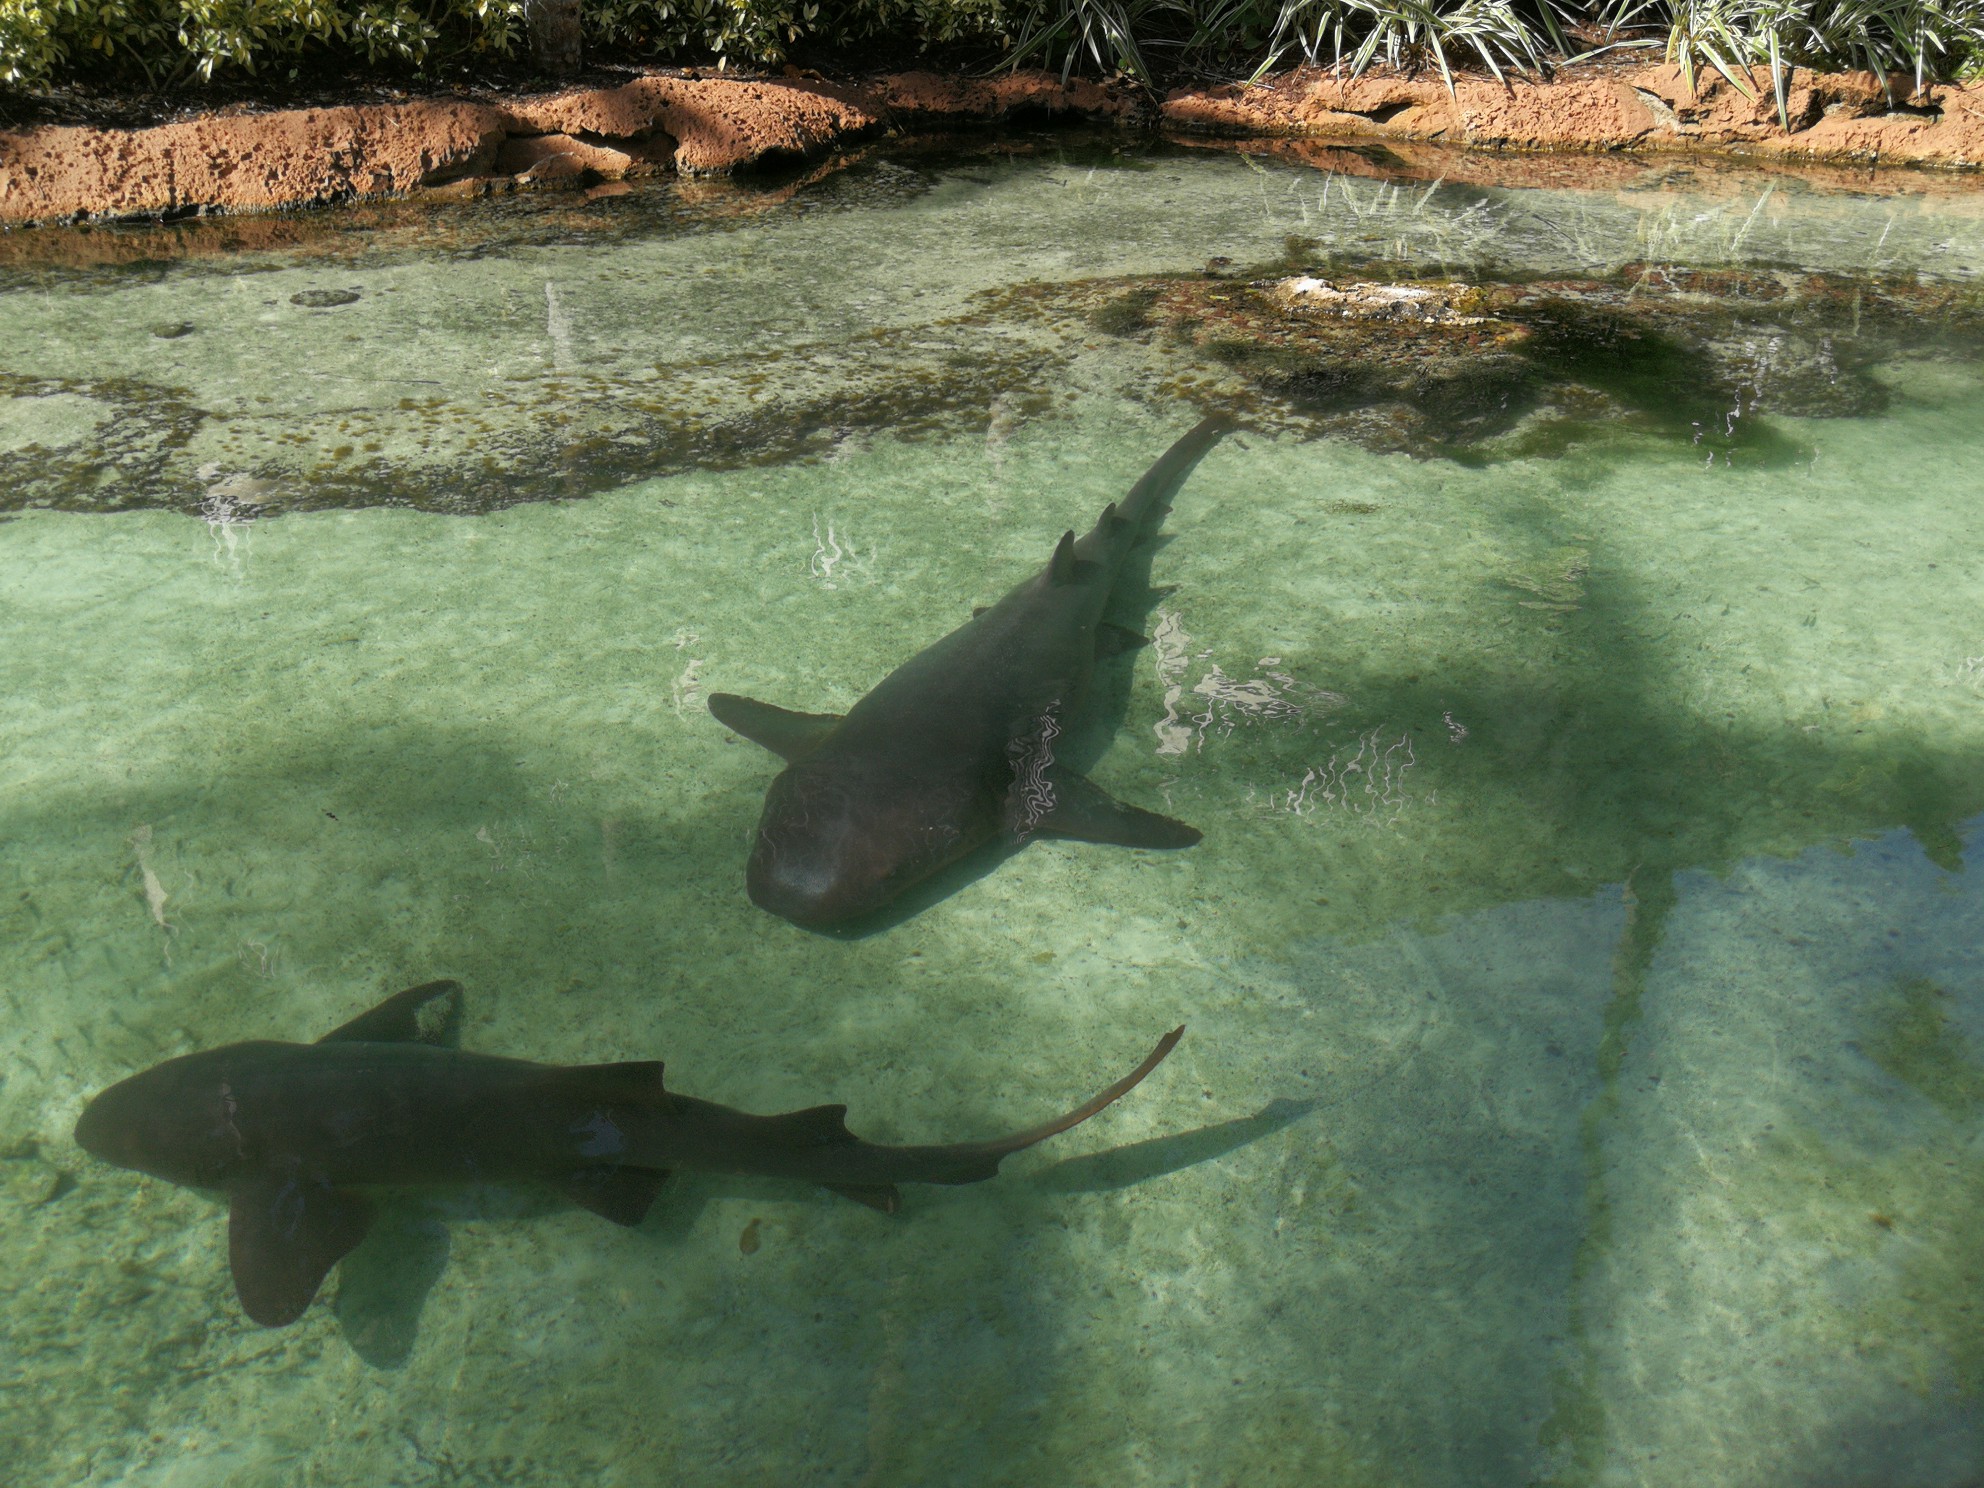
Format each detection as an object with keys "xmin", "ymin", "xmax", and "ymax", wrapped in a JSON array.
[
  {"xmin": 75, "ymin": 1046, "xmax": 265, "ymax": 1188},
  {"xmin": 746, "ymin": 761, "xmax": 980, "ymax": 928}
]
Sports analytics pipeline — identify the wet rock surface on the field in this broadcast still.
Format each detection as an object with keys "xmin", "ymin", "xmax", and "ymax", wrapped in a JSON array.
[
  {"xmin": 1164, "ymin": 63, "xmax": 1984, "ymax": 172},
  {"xmin": 3, "ymin": 254, "xmax": 1976, "ymax": 519},
  {"xmin": 1069, "ymin": 260, "xmax": 1984, "ymax": 461},
  {"xmin": 3, "ymin": 143, "xmax": 1979, "ymax": 521},
  {"xmin": 2, "ymin": 63, "xmax": 1981, "ymax": 227}
]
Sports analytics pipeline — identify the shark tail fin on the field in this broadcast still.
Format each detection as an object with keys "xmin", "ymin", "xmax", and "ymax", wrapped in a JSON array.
[
  {"xmin": 916, "ymin": 1027, "xmax": 1185, "ymax": 1187},
  {"xmin": 1112, "ymin": 414, "xmax": 1233, "ymax": 536}
]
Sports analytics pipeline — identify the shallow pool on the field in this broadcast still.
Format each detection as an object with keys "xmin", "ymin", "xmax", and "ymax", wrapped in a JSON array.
[{"xmin": 3, "ymin": 138, "xmax": 1982, "ymax": 1486}]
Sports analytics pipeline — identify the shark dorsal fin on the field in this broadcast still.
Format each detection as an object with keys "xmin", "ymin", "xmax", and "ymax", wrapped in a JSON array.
[
  {"xmin": 708, "ymin": 693, "xmax": 843, "ymax": 763},
  {"xmin": 761, "ymin": 1103, "xmax": 857, "ymax": 1148},
  {"xmin": 1101, "ymin": 501, "xmax": 1128, "ymax": 533},
  {"xmin": 565, "ymin": 1061, "xmax": 668, "ymax": 1103},
  {"xmin": 317, "ymin": 980, "xmax": 464, "ymax": 1046},
  {"xmin": 1049, "ymin": 529, "xmax": 1079, "ymax": 585}
]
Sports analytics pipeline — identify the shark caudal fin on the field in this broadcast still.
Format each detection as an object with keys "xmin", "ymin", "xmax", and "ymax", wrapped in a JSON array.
[
  {"xmin": 1071, "ymin": 414, "xmax": 1233, "ymax": 573},
  {"xmin": 964, "ymin": 1026, "xmax": 1185, "ymax": 1171},
  {"xmin": 824, "ymin": 1028, "xmax": 1186, "ymax": 1211}
]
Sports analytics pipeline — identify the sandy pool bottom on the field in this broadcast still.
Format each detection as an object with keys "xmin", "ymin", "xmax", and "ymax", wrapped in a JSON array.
[{"xmin": 1, "ymin": 381, "xmax": 1982, "ymax": 1485}]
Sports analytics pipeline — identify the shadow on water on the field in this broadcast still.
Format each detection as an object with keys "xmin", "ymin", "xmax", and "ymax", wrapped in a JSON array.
[
  {"xmin": 9, "ymin": 431, "xmax": 1982, "ymax": 1472},
  {"xmin": 318, "ymin": 1089, "xmax": 1307, "ymax": 1366},
  {"xmin": 1189, "ymin": 460, "xmax": 1981, "ymax": 1477},
  {"xmin": 336, "ymin": 1205, "xmax": 452, "ymax": 1368}
]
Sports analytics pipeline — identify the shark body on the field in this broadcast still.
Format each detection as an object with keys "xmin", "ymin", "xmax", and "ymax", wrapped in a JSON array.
[
  {"xmin": 710, "ymin": 415, "xmax": 1232, "ymax": 928},
  {"xmin": 74, "ymin": 980, "xmax": 1182, "ymax": 1326}
]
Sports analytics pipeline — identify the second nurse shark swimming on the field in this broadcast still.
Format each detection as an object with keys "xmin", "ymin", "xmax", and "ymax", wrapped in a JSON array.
[
  {"xmin": 714, "ymin": 413, "xmax": 1230, "ymax": 928},
  {"xmin": 74, "ymin": 416, "xmax": 1233, "ymax": 1327}
]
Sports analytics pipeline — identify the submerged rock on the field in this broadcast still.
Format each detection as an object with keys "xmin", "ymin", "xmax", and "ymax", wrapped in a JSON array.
[
  {"xmin": 1076, "ymin": 260, "xmax": 1981, "ymax": 461},
  {"xmin": 1269, "ymin": 276, "xmax": 1489, "ymax": 325},
  {"xmin": 289, "ymin": 287, "xmax": 361, "ymax": 308}
]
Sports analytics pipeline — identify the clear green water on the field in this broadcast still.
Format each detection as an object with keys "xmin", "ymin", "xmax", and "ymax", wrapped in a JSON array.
[{"xmin": 2, "ymin": 142, "xmax": 1982, "ymax": 1486}]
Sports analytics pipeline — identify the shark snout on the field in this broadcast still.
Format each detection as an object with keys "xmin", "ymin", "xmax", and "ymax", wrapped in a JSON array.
[
  {"xmin": 73, "ymin": 1053, "xmax": 246, "ymax": 1187},
  {"xmin": 72, "ymin": 1090, "xmax": 119, "ymax": 1161},
  {"xmin": 74, "ymin": 1075, "xmax": 166, "ymax": 1175},
  {"xmin": 745, "ymin": 843, "xmax": 874, "ymax": 929}
]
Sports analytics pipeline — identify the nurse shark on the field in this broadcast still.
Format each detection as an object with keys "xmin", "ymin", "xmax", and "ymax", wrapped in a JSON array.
[
  {"xmin": 710, "ymin": 415, "xmax": 1232, "ymax": 928},
  {"xmin": 74, "ymin": 980, "xmax": 1182, "ymax": 1326}
]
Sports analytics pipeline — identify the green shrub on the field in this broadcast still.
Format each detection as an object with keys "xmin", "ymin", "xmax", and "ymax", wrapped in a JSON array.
[
  {"xmin": 0, "ymin": 0, "xmax": 1020, "ymax": 86},
  {"xmin": 1, "ymin": 2, "xmax": 67, "ymax": 86},
  {"xmin": 2, "ymin": 0, "xmax": 1980, "ymax": 98}
]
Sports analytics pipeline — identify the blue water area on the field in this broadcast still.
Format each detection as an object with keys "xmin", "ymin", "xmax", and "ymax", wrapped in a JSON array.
[{"xmin": 1, "ymin": 140, "xmax": 1981, "ymax": 1486}]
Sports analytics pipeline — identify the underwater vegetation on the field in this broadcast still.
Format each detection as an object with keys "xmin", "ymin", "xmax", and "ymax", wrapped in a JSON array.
[
  {"xmin": 1079, "ymin": 253, "xmax": 1984, "ymax": 464},
  {"xmin": 7, "ymin": 234, "xmax": 1978, "ymax": 519}
]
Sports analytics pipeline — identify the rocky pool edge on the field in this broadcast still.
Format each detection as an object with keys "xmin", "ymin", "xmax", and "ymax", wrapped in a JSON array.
[{"xmin": 2, "ymin": 62, "xmax": 1981, "ymax": 227}]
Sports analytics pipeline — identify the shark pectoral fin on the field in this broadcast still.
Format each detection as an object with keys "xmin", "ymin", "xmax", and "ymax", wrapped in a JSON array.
[
  {"xmin": 316, "ymin": 980, "xmax": 464, "ymax": 1046},
  {"xmin": 825, "ymin": 1183, "xmax": 902, "ymax": 1213},
  {"xmin": 707, "ymin": 693, "xmax": 844, "ymax": 762},
  {"xmin": 228, "ymin": 1175, "xmax": 373, "ymax": 1327},
  {"xmin": 1096, "ymin": 622, "xmax": 1151, "ymax": 657},
  {"xmin": 553, "ymin": 1166, "xmax": 669, "ymax": 1227},
  {"xmin": 1026, "ymin": 770, "xmax": 1201, "ymax": 850}
]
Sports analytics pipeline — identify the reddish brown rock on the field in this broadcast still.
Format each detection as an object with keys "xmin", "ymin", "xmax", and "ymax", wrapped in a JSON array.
[
  {"xmin": 1, "ymin": 63, "xmax": 1980, "ymax": 227},
  {"xmin": 1162, "ymin": 63, "xmax": 1984, "ymax": 170},
  {"xmin": 503, "ymin": 74, "xmax": 879, "ymax": 173},
  {"xmin": 0, "ymin": 100, "xmax": 507, "ymax": 222},
  {"xmin": 0, "ymin": 73, "xmax": 877, "ymax": 223},
  {"xmin": 492, "ymin": 131, "xmax": 638, "ymax": 181},
  {"xmin": 871, "ymin": 70, "xmax": 1143, "ymax": 123}
]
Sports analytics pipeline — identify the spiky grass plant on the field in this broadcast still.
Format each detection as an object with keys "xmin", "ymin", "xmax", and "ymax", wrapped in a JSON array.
[
  {"xmin": 3, "ymin": 0, "xmax": 1982, "ymax": 99},
  {"xmin": 1599, "ymin": 0, "xmax": 1984, "ymax": 126},
  {"xmin": 1002, "ymin": 0, "xmax": 1178, "ymax": 81},
  {"xmin": 1337, "ymin": 0, "xmax": 1567, "ymax": 92}
]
